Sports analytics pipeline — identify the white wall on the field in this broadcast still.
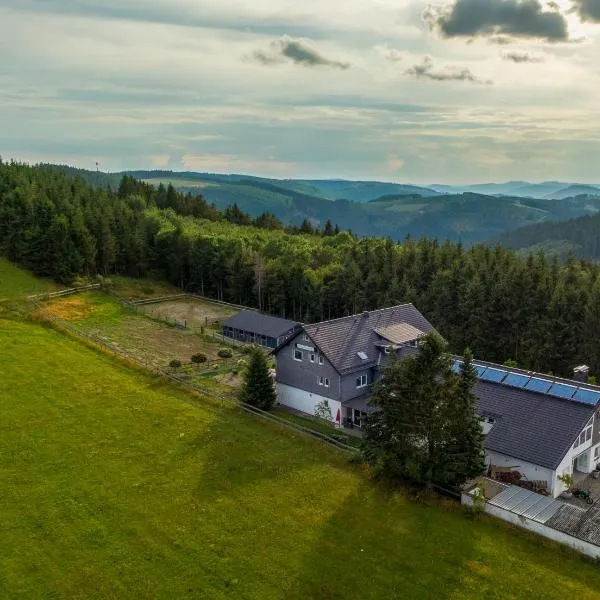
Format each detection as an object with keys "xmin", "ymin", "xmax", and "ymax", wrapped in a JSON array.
[
  {"xmin": 277, "ymin": 383, "xmax": 342, "ymax": 426},
  {"xmin": 484, "ymin": 503, "xmax": 600, "ymax": 560},
  {"xmin": 486, "ymin": 451, "xmax": 557, "ymax": 496}
]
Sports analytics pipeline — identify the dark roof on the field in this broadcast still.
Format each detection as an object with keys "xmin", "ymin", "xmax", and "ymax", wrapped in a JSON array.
[
  {"xmin": 301, "ymin": 304, "xmax": 436, "ymax": 374},
  {"xmin": 223, "ymin": 311, "xmax": 299, "ymax": 339},
  {"xmin": 547, "ymin": 501, "xmax": 600, "ymax": 546},
  {"xmin": 477, "ymin": 381, "xmax": 596, "ymax": 470},
  {"xmin": 342, "ymin": 394, "xmax": 377, "ymax": 414}
]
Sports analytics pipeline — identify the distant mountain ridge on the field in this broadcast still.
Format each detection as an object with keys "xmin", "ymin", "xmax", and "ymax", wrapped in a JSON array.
[
  {"xmin": 45, "ymin": 165, "xmax": 600, "ymax": 246},
  {"xmin": 429, "ymin": 181, "xmax": 600, "ymax": 199}
]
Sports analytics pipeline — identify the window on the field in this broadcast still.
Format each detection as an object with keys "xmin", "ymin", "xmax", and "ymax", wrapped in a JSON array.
[
  {"xmin": 595, "ymin": 446, "xmax": 600, "ymax": 460},
  {"xmin": 303, "ymin": 334, "xmax": 309, "ymax": 342},
  {"xmin": 356, "ymin": 374, "xmax": 367, "ymax": 388},
  {"xmin": 294, "ymin": 349, "xmax": 303, "ymax": 361},
  {"xmin": 325, "ymin": 378, "xmax": 330, "ymax": 388},
  {"xmin": 310, "ymin": 353, "xmax": 315, "ymax": 363},
  {"xmin": 318, "ymin": 376, "xmax": 324, "ymax": 386},
  {"xmin": 318, "ymin": 355, "xmax": 324, "ymax": 365},
  {"xmin": 573, "ymin": 417, "xmax": 594, "ymax": 449},
  {"xmin": 384, "ymin": 346, "xmax": 391, "ymax": 355}
]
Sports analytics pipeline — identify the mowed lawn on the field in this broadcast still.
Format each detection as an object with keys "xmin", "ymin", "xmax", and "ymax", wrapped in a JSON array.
[{"xmin": 2, "ymin": 319, "xmax": 600, "ymax": 599}]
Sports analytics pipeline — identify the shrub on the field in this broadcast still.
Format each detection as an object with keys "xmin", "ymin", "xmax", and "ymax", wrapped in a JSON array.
[
  {"xmin": 169, "ymin": 359, "xmax": 182, "ymax": 370},
  {"xmin": 218, "ymin": 348, "xmax": 233, "ymax": 359},
  {"xmin": 191, "ymin": 353, "xmax": 208, "ymax": 364}
]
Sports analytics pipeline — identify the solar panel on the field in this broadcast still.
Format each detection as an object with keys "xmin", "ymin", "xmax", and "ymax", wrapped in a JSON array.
[
  {"xmin": 572, "ymin": 388, "xmax": 600, "ymax": 406},
  {"xmin": 524, "ymin": 377, "xmax": 552, "ymax": 394},
  {"xmin": 503, "ymin": 372, "xmax": 530, "ymax": 389},
  {"xmin": 451, "ymin": 360, "xmax": 462, "ymax": 374},
  {"xmin": 475, "ymin": 365, "xmax": 488, "ymax": 378},
  {"xmin": 548, "ymin": 382, "xmax": 577, "ymax": 400},
  {"xmin": 480, "ymin": 367, "xmax": 507, "ymax": 383}
]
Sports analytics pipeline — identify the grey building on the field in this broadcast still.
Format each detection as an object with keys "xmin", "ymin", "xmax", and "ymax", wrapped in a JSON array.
[
  {"xmin": 222, "ymin": 310, "xmax": 299, "ymax": 349},
  {"xmin": 273, "ymin": 304, "xmax": 436, "ymax": 427}
]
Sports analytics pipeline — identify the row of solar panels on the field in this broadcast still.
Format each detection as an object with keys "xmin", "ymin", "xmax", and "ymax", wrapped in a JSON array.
[{"xmin": 451, "ymin": 360, "xmax": 600, "ymax": 406}]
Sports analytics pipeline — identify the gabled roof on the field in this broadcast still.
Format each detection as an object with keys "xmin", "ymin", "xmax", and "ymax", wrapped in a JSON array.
[
  {"xmin": 223, "ymin": 311, "xmax": 299, "ymax": 339},
  {"xmin": 302, "ymin": 304, "xmax": 436, "ymax": 374},
  {"xmin": 476, "ymin": 381, "xmax": 596, "ymax": 470}
]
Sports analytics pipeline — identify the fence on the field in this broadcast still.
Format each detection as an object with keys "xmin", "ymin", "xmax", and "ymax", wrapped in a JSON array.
[
  {"xmin": 27, "ymin": 283, "xmax": 101, "ymax": 301},
  {"xmin": 128, "ymin": 293, "xmax": 257, "ymax": 313},
  {"xmin": 31, "ymin": 300, "xmax": 358, "ymax": 455}
]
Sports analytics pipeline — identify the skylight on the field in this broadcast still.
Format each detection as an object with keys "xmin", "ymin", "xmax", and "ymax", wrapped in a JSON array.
[{"xmin": 357, "ymin": 351, "xmax": 368, "ymax": 360}]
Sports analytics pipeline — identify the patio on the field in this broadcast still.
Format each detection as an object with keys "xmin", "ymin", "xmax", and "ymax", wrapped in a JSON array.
[{"xmin": 565, "ymin": 471, "xmax": 600, "ymax": 508}]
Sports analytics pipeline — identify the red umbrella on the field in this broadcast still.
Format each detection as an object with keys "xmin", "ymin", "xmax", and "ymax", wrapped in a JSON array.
[{"xmin": 336, "ymin": 408, "xmax": 341, "ymax": 423}]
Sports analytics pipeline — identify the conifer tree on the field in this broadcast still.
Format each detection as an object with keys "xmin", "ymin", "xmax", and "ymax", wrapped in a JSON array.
[
  {"xmin": 363, "ymin": 334, "xmax": 483, "ymax": 489},
  {"xmin": 239, "ymin": 347, "xmax": 276, "ymax": 410},
  {"xmin": 441, "ymin": 349, "xmax": 485, "ymax": 488}
]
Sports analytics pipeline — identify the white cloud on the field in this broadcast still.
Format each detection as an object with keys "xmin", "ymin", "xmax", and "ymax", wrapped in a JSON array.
[{"xmin": 0, "ymin": 1, "xmax": 599, "ymax": 182}]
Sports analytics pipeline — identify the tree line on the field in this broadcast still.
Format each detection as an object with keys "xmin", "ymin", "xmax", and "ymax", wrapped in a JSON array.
[{"xmin": 2, "ymin": 159, "xmax": 600, "ymax": 379}]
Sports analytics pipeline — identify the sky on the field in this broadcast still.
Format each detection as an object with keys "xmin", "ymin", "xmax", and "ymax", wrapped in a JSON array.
[{"xmin": 1, "ymin": 0, "xmax": 600, "ymax": 184}]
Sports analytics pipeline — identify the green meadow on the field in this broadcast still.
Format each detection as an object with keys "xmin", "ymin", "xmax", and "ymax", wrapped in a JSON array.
[{"xmin": 1, "ymin": 261, "xmax": 600, "ymax": 599}]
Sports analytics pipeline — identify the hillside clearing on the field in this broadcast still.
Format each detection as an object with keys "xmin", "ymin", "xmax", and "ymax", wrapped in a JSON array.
[
  {"xmin": 2, "ymin": 315, "xmax": 600, "ymax": 598},
  {"xmin": 0, "ymin": 258, "xmax": 56, "ymax": 300}
]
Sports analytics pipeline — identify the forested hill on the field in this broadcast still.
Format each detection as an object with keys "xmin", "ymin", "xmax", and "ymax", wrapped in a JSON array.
[
  {"xmin": 495, "ymin": 212, "xmax": 600, "ymax": 260},
  {"xmin": 2, "ymin": 158, "xmax": 600, "ymax": 380},
  {"xmin": 46, "ymin": 165, "xmax": 600, "ymax": 245}
]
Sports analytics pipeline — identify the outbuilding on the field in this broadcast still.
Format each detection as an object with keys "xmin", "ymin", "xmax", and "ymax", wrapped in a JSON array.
[{"xmin": 222, "ymin": 310, "xmax": 299, "ymax": 349}]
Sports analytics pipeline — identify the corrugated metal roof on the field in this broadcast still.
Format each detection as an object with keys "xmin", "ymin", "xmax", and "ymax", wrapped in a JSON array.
[
  {"xmin": 546, "ymin": 502, "xmax": 600, "ymax": 545},
  {"xmin": 488, "ymin": 486, "xmax": 562, "ymax": 524},
  {"xmin": 223, "ymin": 311, "xmax": 299, "ymax": 339}
]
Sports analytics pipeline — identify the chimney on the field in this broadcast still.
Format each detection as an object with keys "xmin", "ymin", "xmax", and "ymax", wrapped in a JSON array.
[{"xmin": 573, "ymin": 365, "xmax": 590, "ymax": 383}]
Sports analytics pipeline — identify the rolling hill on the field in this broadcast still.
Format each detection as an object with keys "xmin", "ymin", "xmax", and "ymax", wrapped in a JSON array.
[
  {"xmin": 494, "ymin": 211, "xmax": 600, "ymax": 260},
  {"xmin": 42, "ymin": 165, "xmax": 600, "ymax": 244},
  {"xmin": 138, "ymin": 173, "xmax": 600, "ymax": 244}
]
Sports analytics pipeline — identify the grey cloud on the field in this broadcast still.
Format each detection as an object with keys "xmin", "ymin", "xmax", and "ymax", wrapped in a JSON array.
[
  {"xmin": 252, "ymin": 36, "xmax": 350, "ymax": 69},
  {"xmin": 502, "ymin": 51, "xmax": 545, "ymax": 62},
  {"xmin": 572, "ymin": 0, "xmax": 600, "ymax": 22},
  {"xmin": 424, "ymin": 0, "xmax": 571, "ymax": 43},
  {"xmin": 405, "ymin": 57, "xmax": 492, "ymax": 84}
]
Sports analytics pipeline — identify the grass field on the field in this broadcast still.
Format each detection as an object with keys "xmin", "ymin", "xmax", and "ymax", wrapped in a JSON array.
[
  {"xmin": 3, "ymin": 318, "xmax": 600, "ymax": 599},
  {"xmin": 2, "ymin": 260, "xmax": 600, "ymax": 598},
  {"xmin": 0, "ymin": 258, "xmax": 55, "ymax": 300}
]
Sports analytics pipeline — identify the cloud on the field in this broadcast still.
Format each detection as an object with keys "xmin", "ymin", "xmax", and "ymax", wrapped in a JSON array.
[
  {"xmin": 424, "ymin": 0, "xmax": 571, "ymax": 43},
  {"xmin": 375, "ymin": 44, "xmax": 404, "ymax": 62},
  {"xmin": 251, "ymin": 35, "xmax": 350, "ymax": 69},
  {"xmin": 405, "ymin": 57, "xmax": 492, "ymax": 84},
  {"xmin": 572, "ymin": 0, "xmax": 600, "ymax": 22},
  {"xmin": 502, "ymin": 50, "xmax": 545, "ymax": 62}
]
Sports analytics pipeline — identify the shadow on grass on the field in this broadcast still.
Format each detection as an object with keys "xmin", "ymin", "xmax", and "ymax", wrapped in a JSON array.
[
  {"xmin": 287, "ymin": 481, "xmax": 480, "ymax": 600},
  {"xmin": 182, "ymin": 405, "xmax": 328, "ymax": 503}
]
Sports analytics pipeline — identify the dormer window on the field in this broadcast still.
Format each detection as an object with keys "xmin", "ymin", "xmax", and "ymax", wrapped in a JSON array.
[{"xmin": 356, "ymin": 374, "xmax": 368, "ymax": 388}]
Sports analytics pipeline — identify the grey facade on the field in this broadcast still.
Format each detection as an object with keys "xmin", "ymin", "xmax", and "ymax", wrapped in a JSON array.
[
  {"xmin": 275, "ymin": 330, "xmax": 341, "ymax": 401},
  {"xmin": 274, "ymin": 304, "xmax": 435, "ymax": 427},
  {"xmin": 222, "ymin": 310, "xmax": 299, "ymax": 349}
]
